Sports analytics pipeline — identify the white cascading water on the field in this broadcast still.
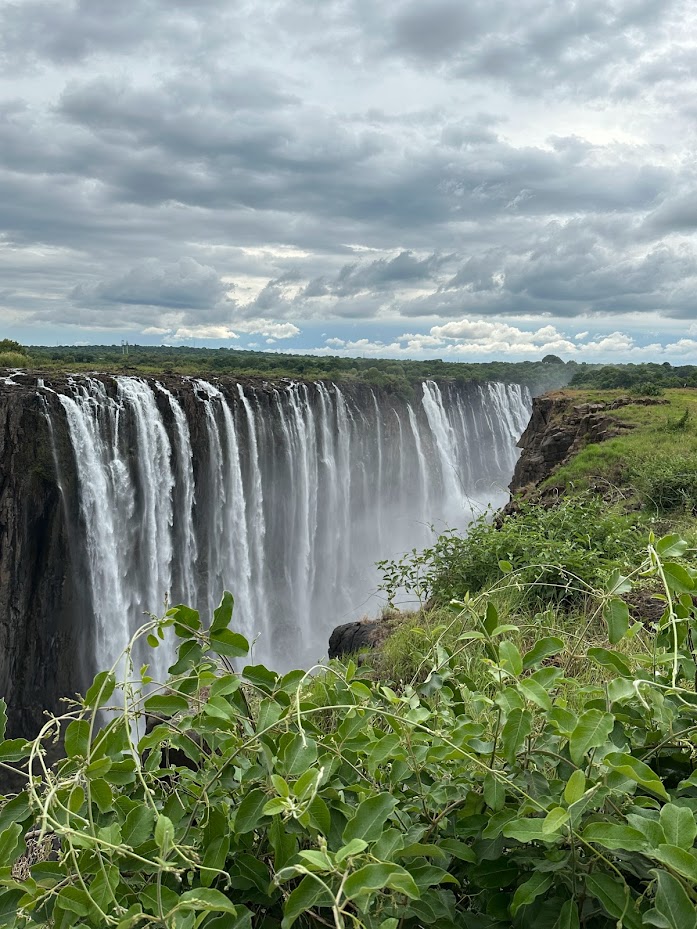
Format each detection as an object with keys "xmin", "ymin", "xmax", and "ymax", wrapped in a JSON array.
[{"xmin": 51, "ymin": 377, "xmax": 532, "ymax": 674}]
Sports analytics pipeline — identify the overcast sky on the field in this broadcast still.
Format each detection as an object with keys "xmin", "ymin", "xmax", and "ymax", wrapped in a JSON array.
[{"xmin": 2, "ymin": 0, "xmax": 697, "ymax": 361}]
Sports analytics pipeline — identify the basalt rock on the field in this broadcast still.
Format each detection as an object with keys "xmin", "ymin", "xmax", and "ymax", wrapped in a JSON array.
[
  {"xmin": 508, "ymin": 393, "xmax": 667, "ymax": 498},
  {"xmin": 328, "ymin": 617, "xmax": 393, "ymax": 660}
]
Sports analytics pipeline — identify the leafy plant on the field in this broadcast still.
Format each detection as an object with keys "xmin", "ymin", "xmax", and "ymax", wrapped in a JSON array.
[
  {"xmin": 378, "ymin": 495, "xmax": 642, "ymax": 609},
  {"xmin": 1, "ymin": 535, "xmax": 697, "ymax": 928}
]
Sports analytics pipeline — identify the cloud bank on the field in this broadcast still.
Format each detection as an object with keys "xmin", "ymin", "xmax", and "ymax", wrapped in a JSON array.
[{"xmin": 0, "ymin": 1, "xmax": 696, "ymax": 359}]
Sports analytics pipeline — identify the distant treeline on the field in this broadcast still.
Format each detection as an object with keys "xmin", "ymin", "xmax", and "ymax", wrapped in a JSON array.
[
  {"xmin": 22, "ymin": 343, "xmax": 574, "ymax": 394},
  {"xmin": 569, "ymin": 362, "xmax": 697, "ymax": 390},
  {"xmin": 8, "ymin": 343, "xmax": 695, "ymax": 394}
]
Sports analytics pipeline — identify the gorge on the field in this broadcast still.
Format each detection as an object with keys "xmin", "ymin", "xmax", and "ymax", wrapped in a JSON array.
[{"xmin": 0, "ymin": 374, "xmax": 531, "ymax": 739}]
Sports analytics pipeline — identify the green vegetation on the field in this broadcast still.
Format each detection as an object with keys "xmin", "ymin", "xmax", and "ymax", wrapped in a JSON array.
[
  {"xmin": 3, "ymin": 385, "xmax": 697, "ymax": 927},
  {"xmin": 2, "ymin": 537, "xmax": 697, "ymax": 927},
  {"xmin": 4, "ymin": 343, "xmax": 576, "ymax": 394},
  {"xmin": 570, "ymin": 362, "xmax": 697, "ymax": 391}
]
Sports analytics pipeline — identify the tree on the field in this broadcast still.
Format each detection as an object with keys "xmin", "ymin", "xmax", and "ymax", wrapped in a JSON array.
[
  {"xmin": 541, "ymin": 353, "xmax": 564, "ymax": 364},
  {"xmin": 0, "ymin": 339, "xmax": 26, "ymax": 355}
]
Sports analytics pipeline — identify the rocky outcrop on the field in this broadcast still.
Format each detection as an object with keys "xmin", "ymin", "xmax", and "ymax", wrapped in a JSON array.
[
  {"xmin": 328, "ymin": 618, "xmax": 390, "ymax": 660},
  {"xmin": 509, "ymin": 393, "xmax": 667, "ymax": 495}
]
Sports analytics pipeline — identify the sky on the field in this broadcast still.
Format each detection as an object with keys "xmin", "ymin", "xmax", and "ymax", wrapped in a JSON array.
[{"xmin": 1, "ymin": 0, "xmax": 697, "ymax": 362}]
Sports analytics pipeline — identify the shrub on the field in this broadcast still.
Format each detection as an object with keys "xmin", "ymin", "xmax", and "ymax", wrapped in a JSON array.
[
  {"xmin": 379, "ymin": 495, "xmax": 642, "ymax": 608},
  {"xmin": 1, "ymin": 535, "xmax": 697, "ymax": 927},
  {"xmin": 0, "ymin": 351, "xmax": 29, "ymax": 368}
]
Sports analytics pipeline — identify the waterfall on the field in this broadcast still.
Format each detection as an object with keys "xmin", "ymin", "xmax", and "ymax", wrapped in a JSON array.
[{"xmin": 51, "ymin": 376, "xmax": 532, "ymax": 674}]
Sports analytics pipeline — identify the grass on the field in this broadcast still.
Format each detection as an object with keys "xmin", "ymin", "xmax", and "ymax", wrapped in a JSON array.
[{"xmin": 541, "ymin": 388, "xmax": 697, "ymax": 503}]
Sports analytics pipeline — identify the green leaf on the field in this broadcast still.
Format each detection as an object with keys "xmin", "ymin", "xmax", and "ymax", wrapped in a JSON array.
[
  {"xmin": 518, "ymin": 678, "xmax": 552, "ymax": 711},
  {"xmin": 652, "ymin": 845, "xmax": 697, "ymax": 883},
  {"xmin": 606, "ymin": 569, "xmax": 633, "ymax": 596},
  {"xmin": 582, "ymin": 823, "xmax": 647, "ymax": 851},
  {"xmin": 168, "ymin": 604, "xmax": 201, "ymax": 636},
  {"xmin": 502, "ymin": 818, "xmax": 556, "ymax": 843},
  {"xmin": 654, "ymin": 870, "xmax": 697, "ymax": 929},
  {"xmin": 56, "ymin": 886, "xmax": 92, "ymax": 917},
  {"xmin": 587, "ymin": 646, "xmax": 632, "ymax": 678},
  {"xmin": 235, "ymin": 788, "xmax": 269, "ymax": 834},
  {"xmin": 604, "ymin": 598, "xmax": 630, "ymax": 644},
  {"xmin": 343, "ymin": 793, "xmax": 399, "ymax": 844},
  {"xmin": 564, "ymin": 770, "xmax": 586, "ymax": 805},
  {"xmin": 0, "ymin": 891, "xmax": 24, "ymax": 925},
  {"xmin": 569, "ymin": 710, "xmax": 614, "ymax": 765},
  {"xmin": 369, "ymin": 734, "xmax": 401, "ymax": 766},
  {"xmin": 64, "ymin": 719, "xmax": 91, "ymax": 758},
  {"xmin": 201, "ymin": 835, "xmax": 231, "ymax": 887},
  {"xmin": 0, "ymin": 794, "xmax": 30, "ymax": 834},
  {"xmin": 154, "ymin": 814, "xmax": 174, "ymax": 856},
  {"xmin": 142, "ymin": 694, "xmax": 189, "ymax": 717},
  {"xmin": 522, "ymin": 636, "xmax": 564, "ymax": 670},
  {"xmin": 542, "ymin": 807, "xmax": 569, "ymax": 834},
  {"xmin": 483, "ymin": 601, "xmax": 498, "ymax": 635},
  {"xmin": 89, "ymin": 778, "xmax": 113, "ymax": 813},
  {"xmin": 511, "ymin": 872, "xmax": 553, "ymax": 917},
  {"xmin": 210, "ymin": 674, "xmax": 241, "ymax": 699},
  {"xmin": 0, "ymin": 738, "xmax": 31, "ymax": 762},
  {"xmin": 604, "ymin": 752, "xmax": 670, "ymax": 800},
  {"xmin": 498, "ymin": 560, "xmax": 513, "ymax": 574},
  {"xmin": 483, "ymin": 772, "xmax": 505, "ymax": 811},
  {"xmin": 439, "ymin": 838, "xmax": 476, "ymax": 862},
  {"xmin": 0, "ymin": 700, "xmax": 7, "ymax": 742},
  {"xmin": 0, "ymin": 823, "xmax": 22, "ymax": 865},
  {"xmin": 84, "ymin": 671, "xmax": 116, "ymax": 709},
  {"xmin": 280, "ymin": 733, "xmax": 318, "ymax": 777},
  {"xmin": 210, "ymin": 628, "xmax": 249, "ymax": 658},
  {"xmin": 281, "ymin": 875, "xmax": 332, "ymax": 929},
  {"xmin": 210, "ymin": 591, "xmax": 234, "ymax": 634},
  {"xmin": 659, "ymin": 804, "xmax": 697, "ymax": 850},
  {"xmin": 585, "ymin": 874, "xmax": 642, "ymax": 929},
  {"xmin": 656, "ymin": 534, "xmax": 690, "ymax": 558},
  {"xmin": 499, "ymin": 640, "xmax": 523, "ymax": 676},
  {"xmin": 501, "ymin": 708, "xmax": 532, "ymax": 764},
  {"xmin": 298, "ymin": 850, "xmax": 333, "ymax": 872},
  {"xmin": 343, "ymin": 863, "xmax": 420, "ymax": 901},
  {"xmin": 335, "ymin": 839, "xmax": 368, "ymax": 864},
  {"xmin": 176, "ymin": 888, "xmax": 236, "ymax": 915},
  {"xmin": 662, "ymin": 562, "xmax": 695, "ymax": 594},
  {"xmin": 556, "ymin": 899, "xmax": 580, "ymax": 929},
  {"xmin": 122, "ymin": 806, "xmax": 155, "ymax": 847}
]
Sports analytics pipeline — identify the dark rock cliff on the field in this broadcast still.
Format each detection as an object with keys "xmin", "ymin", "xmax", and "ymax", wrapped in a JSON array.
[
  {"xmin": 508, "ymin": 392, "xmax": 666, "ymax": 496},
  {"xmin": 0, "ymin": 380, "xmax": 91, "ymax": 747}
]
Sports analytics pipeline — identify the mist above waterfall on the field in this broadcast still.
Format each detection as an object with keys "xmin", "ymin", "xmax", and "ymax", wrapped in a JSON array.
[{"xmin": 49, "ymin": 377, "xmax": 531, "ymax": 677}]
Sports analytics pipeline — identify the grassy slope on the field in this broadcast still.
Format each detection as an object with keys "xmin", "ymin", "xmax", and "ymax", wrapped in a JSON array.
[{"xmin": 544, "ymin": 388, "xmax": 697, "ymax": 498}]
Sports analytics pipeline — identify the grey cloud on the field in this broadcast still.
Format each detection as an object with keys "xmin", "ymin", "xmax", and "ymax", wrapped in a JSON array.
[
  {"xmin": 306, "ymin": 251, "xmax": 450, "ymax": 298},
  {"xmin": 71, "ymin": 258, "xmax": 228, "ymax": 311},
  {"xmin": 0, "ymin": 0, "xmax": 695, "ymax": 344},
  {"xmin": 390, "ymin": 1, "xmax": 483, "ymax": 62}
]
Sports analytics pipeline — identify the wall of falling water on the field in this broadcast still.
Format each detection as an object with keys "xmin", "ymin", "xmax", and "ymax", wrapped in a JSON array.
[{"xmin": 47, "ymin": 376, "xmax": 531, "ymax": 675}]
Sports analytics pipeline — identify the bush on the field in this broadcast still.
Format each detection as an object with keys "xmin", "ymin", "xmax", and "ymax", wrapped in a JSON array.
[
  {"xmin": 379, "ymin": 496, "xmax": 642, "ymax": 608},
  {"xmin": 0, "ymin": 339, "xmax": 27, "ymax": 355},
  {"xmin": 0, "ymin": 351, "xmax": 29, "ymax": 368},
  {"xmin": 2, "ymin": 535, "xmax": 697, "ymax": 928}
]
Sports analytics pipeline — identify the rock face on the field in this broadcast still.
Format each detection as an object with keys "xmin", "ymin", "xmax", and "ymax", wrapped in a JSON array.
[
  {"xmin": 0, "ymin": 378, "xmax": 92, "ymax": 745},
  {"xmin": 509, "ymin": 393, "xmax": 667, "ymax": 495}
]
